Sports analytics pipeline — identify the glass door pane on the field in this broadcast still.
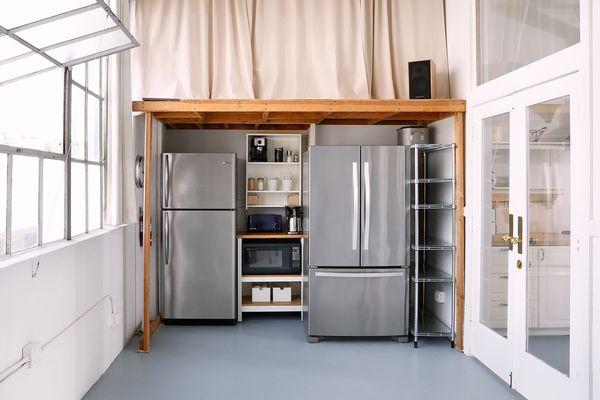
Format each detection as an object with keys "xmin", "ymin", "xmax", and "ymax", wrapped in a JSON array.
[
  {"xmin": 477, "ymin": 0, "xmax": 580, "ymax": 84},
  {"xmin": 480, "ymin": 113, "xmax": 510, "ymax": 337},
  {"xmin": 526, "ymin": 96, "xmax": 570, "ymax": 376}
]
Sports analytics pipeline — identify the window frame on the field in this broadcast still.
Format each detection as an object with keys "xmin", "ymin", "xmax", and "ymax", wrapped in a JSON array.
[{"xmin": 0, "ymin": 61, "xmax": 107, "ymax": 257}]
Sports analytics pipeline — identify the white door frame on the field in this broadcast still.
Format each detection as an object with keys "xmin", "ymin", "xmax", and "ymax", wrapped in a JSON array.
[
  {"xmin": 469, "ymin": 73, "xmax": 589, "ymax": 400},
  {"xmin": 469, "ymin": 95, "xmax": 515, "ymax": 384}
]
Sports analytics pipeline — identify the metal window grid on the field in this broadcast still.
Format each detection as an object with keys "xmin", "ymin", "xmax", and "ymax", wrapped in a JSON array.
[{"xmin": 0, "ymin": 62, "xmax": 106, "ymax": 257}]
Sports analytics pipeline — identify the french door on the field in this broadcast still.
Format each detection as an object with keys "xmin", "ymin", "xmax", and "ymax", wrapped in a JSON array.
[{"xmin": 471, "ymin": 74, "xmax": 588, "ymax": 399}]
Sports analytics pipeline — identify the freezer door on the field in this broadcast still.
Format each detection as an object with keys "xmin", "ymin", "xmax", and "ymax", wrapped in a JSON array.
[
  {"xmin": 308, "ymin": 146, "xmax": 360, "ymax": 267},
  {"xmin": 360, "ymin": 146, "xmax": 409, "ymax": 267},
  {"xmin": 163, "ymin": 153, "xmax": 235, "ymax": 209},
  {"xmin": 308, "ymin": 268, "xmax": 409, "ymax": 337},
  {"xmin": 162, "ymin": 210, "xmax": 236, "ymax": 320}
]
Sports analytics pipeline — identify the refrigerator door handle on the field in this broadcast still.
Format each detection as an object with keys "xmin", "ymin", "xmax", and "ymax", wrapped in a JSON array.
[
  {"xmin": 352, "ymin": 161, "xmax": 359, "ymax": 250},
  {"xmin": 363, "ymin": 161, "xmax": 370, "ymax": 250},
  {"xmin": 164, "ymin": 154, "xmax": 170, "ymax": 207},
  {"xmin": 315, "ymin": 271, "xmax": 405, "ymax": 278},
  {"xmin": 164, "ymin": 213, "xmax": 170, "ymax": 266}
]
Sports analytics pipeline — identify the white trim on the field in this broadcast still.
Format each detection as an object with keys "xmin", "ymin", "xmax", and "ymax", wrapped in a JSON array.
[{"xmin": 0, "ymin": 224, "xmax": 127, "ymax": 270}]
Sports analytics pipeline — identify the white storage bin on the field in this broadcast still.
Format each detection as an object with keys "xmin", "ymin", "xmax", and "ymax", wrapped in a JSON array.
[
  {"xmin": 272, "ymin": 285, "xmax": 292, "ymax": 302},
  {"xmin": 251, "ymin": 285, "xmax": 271, "ymax": 303}
]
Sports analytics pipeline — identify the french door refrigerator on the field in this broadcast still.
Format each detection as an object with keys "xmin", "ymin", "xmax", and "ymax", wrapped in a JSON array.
[
  {"xmin": 161, "ymin": 153, "xmax": 236, "ymax": 323},
  {"xmin": 304, "ymin": 146, "xmax": 409, "ymax": 340}
]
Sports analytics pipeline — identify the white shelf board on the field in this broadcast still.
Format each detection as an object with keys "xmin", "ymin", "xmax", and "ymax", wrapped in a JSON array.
[
  {"xmin": 247, "ymin": 162, "xmax": 300, "ymax": 165},
  {"xmin": 248, "ymin": 190, "xmax": 300, "ymax": 193},
  {"xmin": 241, "ymin": 275, "xmax": 303, "ymax": 283}
]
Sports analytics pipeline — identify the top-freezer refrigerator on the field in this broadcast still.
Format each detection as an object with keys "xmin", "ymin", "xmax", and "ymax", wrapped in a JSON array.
[
  {"xmin": 161, "ymin": 153, "xmax": 236, "ymax": 323},
  {"xmin": 303, "ymin": 145, "xmax": 410, "ymax": 340}
]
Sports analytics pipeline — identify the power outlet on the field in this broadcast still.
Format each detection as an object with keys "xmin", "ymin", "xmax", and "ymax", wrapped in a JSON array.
[
  {"xmin": 434, "ymin": 290, "xmax": 446, "ymax": 304},
  {"xmin": 109, "ymin": 312, "xmax": 120, "ymax": 329},
  {"xmin": 22, "ymin": 342, "xmax": 42, "ymax": 368}
]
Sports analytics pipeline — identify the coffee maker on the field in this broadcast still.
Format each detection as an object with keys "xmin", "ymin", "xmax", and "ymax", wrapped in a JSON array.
[
  {"xmin": 285, "ymin": 206, "xmax": 303, "ymax": 234},
  {"xmin": 250, "ymin": 137, "xmax": 268, "ymax": 162}
]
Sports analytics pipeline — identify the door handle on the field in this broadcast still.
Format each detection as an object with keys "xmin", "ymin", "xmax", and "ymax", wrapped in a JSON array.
[
  {"xmin": 352, "ymin": 162, "xmax": 358, "ymax": 251},
  {"xmin": 363, "ymin": 161, "xmax": 370, "ymax": 250},
  {"xmin": 164, "ymin": 213, "xmax": 170, "ymax": 266},
  {"xmin": 164, "ymin": 155, "xmax": 170, "ymax": 207},
  {"xmin": 505, "ymin": 213, "xmax": 514, "ymax": 250},
  {"xmin": 517, "ymin": 216, "xmax": 523, "ymax": 254},
  {"xmin": 315, "ymin": 272, "xmax": 405, "ymax": 278}
]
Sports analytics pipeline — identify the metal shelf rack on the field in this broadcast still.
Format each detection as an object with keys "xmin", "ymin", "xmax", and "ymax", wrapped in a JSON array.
[{"xmin": 410, "ymin": 143, "xmax": 456, "ymax": 348}]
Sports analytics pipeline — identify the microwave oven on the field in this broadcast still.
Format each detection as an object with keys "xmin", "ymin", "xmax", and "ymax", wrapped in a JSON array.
[{"xmin": 242, "ymin": 240, "xmax": 301, "ymax": 275}]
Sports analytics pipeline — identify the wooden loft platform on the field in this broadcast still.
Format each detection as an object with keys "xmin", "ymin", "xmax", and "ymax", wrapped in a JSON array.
[
  {"xmin": 132, "ymin": 99, "xmax": 466, "ymax": 130},
  {"xmin": 134, "ymin": 98, "xmax": 466, "ymax": 353}
]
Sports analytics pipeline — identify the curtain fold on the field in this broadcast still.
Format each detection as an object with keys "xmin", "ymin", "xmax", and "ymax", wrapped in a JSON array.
[
  {"xmin": 106, "ymin": 0, "xmax": 136, "ymax": 226},
  {"xmin": 131, "ymin": 0, "xmax": 449, "ymax": 100}
]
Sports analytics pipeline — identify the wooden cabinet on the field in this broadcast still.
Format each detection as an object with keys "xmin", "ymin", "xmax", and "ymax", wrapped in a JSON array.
[{"xmin": 536, "ymin": 246, "xmax": 570, "ymax": 329}]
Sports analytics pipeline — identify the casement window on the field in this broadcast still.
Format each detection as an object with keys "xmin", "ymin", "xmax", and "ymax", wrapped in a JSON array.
[{"xmin": 0, "ymin": 59, "xmax": 107, "ymax": 256}]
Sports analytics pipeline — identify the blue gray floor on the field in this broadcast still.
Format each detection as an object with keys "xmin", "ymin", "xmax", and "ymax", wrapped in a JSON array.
[{"xmin": 85, "ymin": 315, "xmax": 522, "ymax": 400}]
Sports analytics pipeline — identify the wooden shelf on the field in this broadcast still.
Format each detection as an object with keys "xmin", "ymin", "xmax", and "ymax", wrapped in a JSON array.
[
  {"xmin": 133, "ymin": 99, "xmax": 466, "ymax": 130},
  {"xmin": 248, "ymin": 190, "xmax": 300, "ymax": 193},
  {"xmin": 248, "ymin": 162, "xmax": 299, "ymax": 165},
  {"xmin": 237, "ymin": 232, "xmax": 304, "ymax": 239},
  {"xmin": 241, "ymin": 274, "xmax": 303, "ymax": 283},
  {"xmin": 241, "ymin": 295, "xmax": 301, "ymax": 312},
  {"xmin": 491, "ymin": 232, "xmax": 570, "ymax": 247}
]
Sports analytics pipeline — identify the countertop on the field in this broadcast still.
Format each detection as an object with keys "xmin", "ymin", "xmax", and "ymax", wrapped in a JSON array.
[
  {"xmin": 491, "ymin": 232, "xmax": 569, "ymax": 247},
  {"xmin": 236, "ymin": 232, "xmax": 304, "ymax": 239}
]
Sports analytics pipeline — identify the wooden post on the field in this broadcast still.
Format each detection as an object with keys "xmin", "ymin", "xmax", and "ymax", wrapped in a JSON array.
[
  {"xmin": 454, "ymin": 112, "xmax": 466, "ymax": 350},
  {"xmin": 139, "ymin": 112, "xmax": 153, "ymax": 353}
]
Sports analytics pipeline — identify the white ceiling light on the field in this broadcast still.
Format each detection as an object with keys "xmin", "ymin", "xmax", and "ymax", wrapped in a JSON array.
[{"xmin": 0, "ymin": 0, "xmax": 139, "ymax": 86}]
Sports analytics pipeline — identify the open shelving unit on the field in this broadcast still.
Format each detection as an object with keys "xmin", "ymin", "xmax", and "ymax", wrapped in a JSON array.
[
  {"xmin": 245, "ymin": 133, "xmax": 303, "ymax": 208},
  {"xmin": 410, "ymin": 143, "xmax": 456, "ymax": 348},
  {"xmin": 236, "ymin": 236, "xmax": 305, "ymax": 321}
]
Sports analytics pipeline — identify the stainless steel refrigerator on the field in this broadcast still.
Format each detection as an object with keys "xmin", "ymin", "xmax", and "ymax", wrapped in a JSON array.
[
  {"xmin": 161, "ymin": 153, "xmax": 236, "ymax": 322},
  {"xmin": 304, "ymin": 146, "xmax": 409, "ymax": 340}
]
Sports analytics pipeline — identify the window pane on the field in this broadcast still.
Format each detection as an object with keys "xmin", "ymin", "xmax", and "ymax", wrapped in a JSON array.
[
  {"xmin": 88, "ymin": 59, "xmax": 101, "ymax": 95},
  {"xmin": 526, "ymin": 96, "xmax": 571, "ymax": 376},
  {"xmin": 72, "ymin": 63, "xmax": 86, "ymax": 86},
  {"xmin": 0, "ymin": 69, "xmax": 63, "ymax": 152},
  {"xmin": 480, "ymin": 113, "xmax": 510, "ymax": 338},
  {"xmin": 71, "ymin": 86, "xmax": 85, "ymax": 160},
  {"xmin": 87, "ymin": 95, "xmax": 100, "ymax": 162},
  {"xmin": 88, "ymin": 164, "xmax": 101, "ymax": 230},
  {"xmin": 0, "ymin": 0, "xmax": 94, "ymax": 29},
  {"xmin": 477, "ymin": 0, "xmax": 580, "ymax": 84},
  {"xmin": 12, "ymin": 155, "xmax": 38, "ymax": 252},
  {"xmin": 0, "ymin": 154, "xmax": 7, "ymax": 254},
  {"xmin": 43, "ymin": 159, "xmax": 65, "ymax": 243},
  {"xmin": 71, "ymin": 162, "xmax": 86, "ymax": 236}
]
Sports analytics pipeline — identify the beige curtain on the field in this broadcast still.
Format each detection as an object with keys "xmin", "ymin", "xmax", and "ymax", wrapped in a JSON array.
[
  {"xmin": 106, "ymin": 0, "xmax": 137, "ymax": 225},
  {"xmin": 131, "ymin": 0, "xmax": 449, "ymax": 99}
]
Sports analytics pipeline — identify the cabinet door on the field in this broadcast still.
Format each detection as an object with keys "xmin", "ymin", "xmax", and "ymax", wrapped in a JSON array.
[{"xmin": 538, "ymin": 246, "xmax": 570, "ymax": 328}]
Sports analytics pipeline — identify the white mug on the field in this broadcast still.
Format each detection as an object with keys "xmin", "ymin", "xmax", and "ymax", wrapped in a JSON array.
[{"xmin": 267, "ymin": 178, "xmax": 279, "ymax": 191}]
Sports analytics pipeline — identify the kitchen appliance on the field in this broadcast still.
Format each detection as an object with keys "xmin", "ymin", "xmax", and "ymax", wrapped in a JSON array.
[
  {"xmin": 274, "ymin": 147, "xmax": 284, "ymax": 162},
  {"xmin": 247, "ymin": 214, "xmax": 283, "ymax": 232},
  {"xmin": 409, "ymin": 59, "xmax": 436, "ymax": 99},
  {"xmin": 242, "ymin": 240, "xmax": 301, "ymax": 275},
  {"xmin": 161, "ymin": 153, "xmax": 236, "ymax": 323},
  {"xmin": 250, "ymin": 137, "xmax": 268, "ymax": 162},
  {"xmin": 397, "ymin": 126, "xmax": 430, "ymax": 145},
  {"xmin": 285, "ymin": 206, "xmax": 303, "ymax": 234},
  {"xmin": 303, "ymin": 146, "xmax": 409, "ymax": 341}
]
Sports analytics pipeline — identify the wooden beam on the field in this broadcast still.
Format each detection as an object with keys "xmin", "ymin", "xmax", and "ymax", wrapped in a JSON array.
[
  {"xmin": 139, "ymin": 112, "xmax": 153, "ymax": 353},
  {"xmin": 454, "ymin": 112, "xmax": 466, "ymax": 351},
  {"xmin": 137, "ymin": 315, "xmax": 163, "ymax": 350},
  {"xmin": 133, "ymin": 99, "xmax": 466, "ymax": 114}
]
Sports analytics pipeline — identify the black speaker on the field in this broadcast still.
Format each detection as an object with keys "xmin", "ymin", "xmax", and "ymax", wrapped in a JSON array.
[{"xmin": 409, "ymin": 60, "xmax": 436, "ymax": 99}]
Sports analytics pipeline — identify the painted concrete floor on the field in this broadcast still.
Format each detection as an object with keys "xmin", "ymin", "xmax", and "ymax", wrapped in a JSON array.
[{"xmin": 85, "ymin": 314, "xmax": 523, "ymax": 400}]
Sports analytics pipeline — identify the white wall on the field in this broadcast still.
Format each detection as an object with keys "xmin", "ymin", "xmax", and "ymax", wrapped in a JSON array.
[{"xmin": 0, "ymin": 225, "xmax": 137, "ymax": 400}]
